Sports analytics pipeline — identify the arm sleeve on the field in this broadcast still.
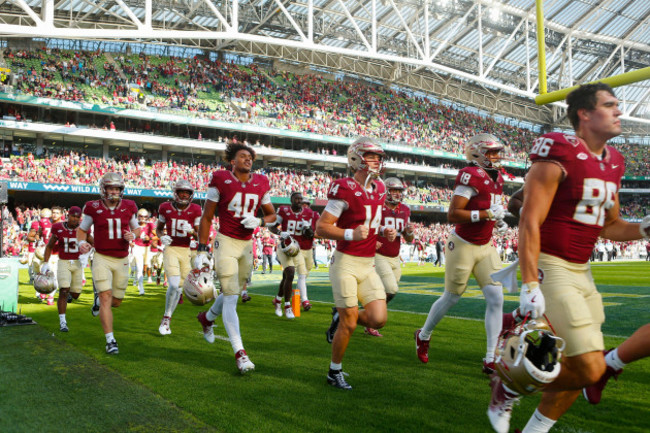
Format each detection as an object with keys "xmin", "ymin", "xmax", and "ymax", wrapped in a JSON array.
[
  {"xmin": 453, "ymin": 185, "xmax": 477, "ymax": 199},
  {"xmin": 79, "ymin": 215, "xmax": 93, "ymax": 231},
  {"xmin": 206, "ymin": 187, "xmax": 220, "ymax": 202},
  {"xmin": 324, "ymin": 200, "xmax": 347, "ymax": 218}
]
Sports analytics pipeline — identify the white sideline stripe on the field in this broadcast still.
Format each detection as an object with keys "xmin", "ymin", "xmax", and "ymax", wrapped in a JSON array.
[{"xmin": 251, "ymin": 294, "xmax": 630, "ymax": 338}]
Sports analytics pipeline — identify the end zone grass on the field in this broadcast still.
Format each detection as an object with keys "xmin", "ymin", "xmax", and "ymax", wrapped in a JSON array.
[{"xmin": 3, "ymin": 263, "xmax": 649, "ymax": 432}]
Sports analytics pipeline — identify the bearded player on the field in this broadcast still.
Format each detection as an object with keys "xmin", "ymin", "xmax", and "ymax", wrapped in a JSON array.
[
  {"xmin": 415, "ymin": 134, "xmax": 508, "ymax": 374},
  {"xmin": 487, "ymin": 83, "xmax": 650, "ymax": 433},
  {"xmin": 43, "ymin": 206, "xmax": 89, "ymax": 332},
  {"xmin": 365, "ymin": 177, "xmax": 414, "ymax": 337},
  {"xmin": 317, "ymin": 137, "xmax": 396, "ymax": 390},
  {"xmin": 194, "ymin": 141, "xmax": 276, "ymax": 374},
  {"xmin": 156, "ymin": 180, "xmax": 201, "ymax": 335},
  {"xmin": 77, "ymin": 172, "xmax": 140, "ymax": 355},
  {"xmin": 270, "ymin": 191, "xmax": 318, "ymax": 318}
]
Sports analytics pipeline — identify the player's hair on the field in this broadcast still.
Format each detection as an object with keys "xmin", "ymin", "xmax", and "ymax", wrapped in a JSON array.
[
  {"xmin": 566, "ymin": 83, "xmax": 616, "ymax": 130},
  {"xmin": 224, "ymin": 141, "xmax": 256, "ymax": 164},
  {"xmin": 290, "ymin": 191, "xmax": 302, "ymax": 199},
  {"xmin": 51, "ymin": 206, "xmax": 63, "ymax": 213}
]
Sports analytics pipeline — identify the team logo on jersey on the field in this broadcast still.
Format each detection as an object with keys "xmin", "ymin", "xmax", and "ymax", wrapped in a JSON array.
[
  {"xmin": 225, "ymin": 179, "xmax": 232, "ymax": 184},
  {"xmin": 92, "ymin": 202, "xmax": 99, "ymax": 208},
  {"xmin": 564, "ymin": 135, "xmax": 580, "ymax": 146},
  {"xmin": 347, "ymin": 180, "xmax": 357, "ymax": 189},
  {"xmin": 355, "ymin": 191, "xmax": 362, "ymax": 197},
  {"xmin": 478, "ymin": 170, "xmax": 485, "ymax": 177},
  {"xmin": 448, "ymin": 241, "xmax": 455, "ymax": 251},
  {"xmin": 484, "ymin": 180, "xmax": 490, "ymax": 185},
  {"xmin": 577, "ymin": 153, "xmax": 589, "ymax": 160},
  {"xmin": 538, "ymin": 268, "xmax": 544, "ymax": 283}
]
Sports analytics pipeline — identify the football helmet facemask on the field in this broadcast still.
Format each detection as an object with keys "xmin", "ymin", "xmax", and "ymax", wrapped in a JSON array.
[
  {"xmin": 464, "ymin": 133, "xmax": 505, "ymax": 170},
  {"xmin": 99, "ymin": 172, "xmax": 125, "ymax": 201},
  {"xmin": 173, "ymin": 179, "xmax": 195, "ymax": 205},
  {"xmin": 34, "ymin": 271, "xmax": 56, "ymax": 294},
  {"xmin": 495, "ymin": 317, "xmax": 565, "ymax": 395},
  {"xmin": 347, "ymin": 137, "xmax": 386, "ymax": 178},
  {"xmin": 384, "ymin": 177, "xmax": 405, "ymax": 205},
  {"xmin": 183, "ymin": 267, "xmax": 216, "ymax": 305},
  {"xmin": 280, "ymin": 235, "xmax": 300, "ymax": 257}
]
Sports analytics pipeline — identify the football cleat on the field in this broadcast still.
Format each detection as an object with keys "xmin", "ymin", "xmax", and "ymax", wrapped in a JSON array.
[
  {"xmin": 60, "ymin": 323, "xmax": 69, "ymax": 332},
  {"xmin": 583, "ymin": 350, "xmax": 622, "ymax": 405},
  {"xmin": 106, "ymin": 340, "xmax": 119, "ymax": 355},
  {"xmin": 241, "ymin": 292, "xmax": 252, "ymax": 303},
  {"xmin": 326, "ymin": 307, "xmax": 339, "ymax": 344},
  {"xmin": 235, "ymin": 350, "xmax": 255, "ymax": 374},
  {"xmin": 483, "ymin": 359, "xmax": 496, "ymax": 375},
  {"xmin": 178, "ymin": 294, "xmax": 183, "ymax": 304},
  {"xmin": 284, "ymin": 305, "xmax": 295, "ymax": 320},
  {"xmin": 414, "ymin": 329, "xmax": 430, "ymax": 363},
  {"xmin": 301, "ymin": 300, "xmax": 312, "ymax": 311},
  {"xmin": 272, "ymin": 298, "xmax": 283, "ymax": 317},
  {"xmin": 364, "ymin": 327, "xmax": 383, "ymax": 337},
  {"xmin": 197, "ymin": 312, "xmax": 215, "ymax": 343},
  {"xmin": 159, "ymin": 316, "xmax": 171, "ymax": 336},
  {"xmin": 91, "ymin": 294, "xmax": 100, "ymax": 317},
  {"xmin": 46, "ymin": 297, "xmax": 54, "ymax": 306},
  {"xmin": 327, "ymin": 369, "xmax": 352, "ymax": 390},
  {"xmin": 487, "ymin": 375, "xmax": 520, "ymax": 433}
]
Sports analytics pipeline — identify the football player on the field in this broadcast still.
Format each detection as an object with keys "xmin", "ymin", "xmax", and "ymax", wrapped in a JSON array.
[
  {"xmin": 132, "ymin": 208, "xmax": 153, "ymax": 295},
  {"xmin": 194, "ymin": 141, "xmax": 276, "ymax": 374},
  {"xmin": 43, "ymin": 206, "xmax": 90, "ymax": 332},
  {"xmin": 156, "ymin": 180, "xmax": 201, "ymax": 335},
  {"xmin": 365, "ymin": 177, "xmax": 414, "ymax": 337},
  {"xmin": 316, "ymin": 137, "xmax": 396, "ymax": 390},
  {"xmin": 270, "ymin": 191, "xmax": 319, "ymax": 318},
  {"xmin": 77, "ymin": 172, "xmax": 140, "ymax": 355},
  {"xmin": 415, "ymin": 133, "xmax": 507, "ymax": 374},
  {"xmin": 488, "ymin": 83, "xmax": 650, "ymax": 433},
  {"xmin": 27, "ymin": 207, "xmax": 59, "ymax": 303}
]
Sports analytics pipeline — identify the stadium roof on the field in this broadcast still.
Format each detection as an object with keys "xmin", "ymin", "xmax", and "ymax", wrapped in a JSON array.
[{"xmin": 1, "ymin": 0, "xmax": 649, "ymax": 133}]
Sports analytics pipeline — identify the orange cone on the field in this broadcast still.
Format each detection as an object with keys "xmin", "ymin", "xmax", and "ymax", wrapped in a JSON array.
[{"xmin": 291, "ymin": 288, "xmax": 301, "ymax": 318}]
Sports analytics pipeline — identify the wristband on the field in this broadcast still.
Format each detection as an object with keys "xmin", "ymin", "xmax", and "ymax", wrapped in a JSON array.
[
  {"xmin": 344, "ymin": 229, "xmax": 354, "ymax": 241},
  {"xmin": 197, "ymin": 243, "xmax": 209, "ymax": 252},
  {"xmin": 470, "ymin": 210, "xmax": 480, "ymax": 223}
]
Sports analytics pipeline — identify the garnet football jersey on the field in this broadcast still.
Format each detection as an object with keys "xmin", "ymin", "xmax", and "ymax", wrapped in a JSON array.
[
  {"xmin": 327, "ymin": 177, "xmax": 386, "ymax": 258},
  {"xmin": 530, "ymin": 132, "xmax": 625, "ymax": 263},
  {"xmin": 51, "ymin": 222, "xmax": 80, "ymax": 260},
  {"xmin": 377, "ymin": 203, "xmax": 411, "ymax": 258},
  {"xmin": 158, "ymin": 202, "xmax": 202, "ymax": 248},
  {"xmin": 134, "ymin": 222, "xmax": 155, "ymax": 247},
  {"xmin": 207, "ymin": 170, "xmax": 271, "ymax": 241},
  {"xmin": 82, "ymin": 199, "xmax": 138, "ymax": 258},
  {"xmin": 454, "ymin": 165, "xmax": 504, "ymax": 246},
  {"xmin": 276, "ymin": 205, "xmax": 320, "ymax": 250}
]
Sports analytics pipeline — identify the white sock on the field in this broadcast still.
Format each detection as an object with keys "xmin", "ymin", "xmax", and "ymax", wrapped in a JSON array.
[
  {"xmin": 222, "ymin": 295, "xmax": 244, "ymax": 353},
  {"xmin": 284, "ymin": 302, "xmax": 291, "ymax": 307},
  {"xmin": 241, "ymin": 290, "xmax": 248, "ymax": 297},
  {"xmin": 482, "ymin": 284, "xmax": 504, "ymax": 360},
  {"xmin": 297, "ymin": 274, "xmax": 308, "ymax": 301},
  {"xmin": 420, "ymin": 291, "xmax": 461, "ymax": 340},
  {"xmin": 206, "ymin": 293, "xmax": 224, "ymax": 321},
  {"xmin": 59, "ymin": 314, "xmax": 66, "ymax": 324},
  {"xmin": 275, "ymin": 295, "xmax": 283, "ymax": 302},
  {"xmin": 105, "ymin": 332, "xmax": 115, "ymax": 343},
  {"xmin": 522, "ymin": 409, "xmax": 556, "ymax": 433},
  {"xmin": 330, "ymin": 362, "xmax": 342, "ymax": 371},
  {"xmin": 164, "ymin": 276, "xmax": 182, "ymax": 317},
  {"xmin": 605, "ymin": 348, "xmax": 626, "ymax": 370}
]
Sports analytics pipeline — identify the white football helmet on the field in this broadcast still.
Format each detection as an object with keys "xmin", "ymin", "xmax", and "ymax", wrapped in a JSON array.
[
  {"xmin": 384, "ymin": 177, "xmax": 405, "ymax": 205},
  {"xmin": 280, "ymin": 235, "xmax": 300, "ymax": 257},
  {"xmin": 347, "ymin": 137, "xmax": 385, "ymax": 177},
  {"xmin": 137, "ymin": 208, "xmax": 149, "ymax": 222},
  {"xmin": 183, "ymin": 267, "xmax": 216, "ymax": 305},
  {"xmin": 99, "ymin": 172, "xmax": 125, "ymax": 200},
  {"xmin": 173, "ymin": 179, "xmax": 194, "ymax": 205},
  {"xmin": 464, "ymin": 133, "xmax": 504, "ymax": 170},
  {"xmin": 34, "ymin": 246, "xmax": 45, "ymax": 261},
  {"xmin": 34, "ymin": 271, "xmax": 56, "ymax": 294},
  {"xmin": 495, "ymin": 318, "xmax": 566, "ymax": 395},
  {"xmin": 40, "ymin": 208, "xmax": 52, "ymax": 219}
]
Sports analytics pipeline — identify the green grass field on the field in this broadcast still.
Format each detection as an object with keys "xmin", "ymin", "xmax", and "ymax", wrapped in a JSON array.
[{"xmin": 2, "ymin": 262, "xmax": 649, "ymax": 433}]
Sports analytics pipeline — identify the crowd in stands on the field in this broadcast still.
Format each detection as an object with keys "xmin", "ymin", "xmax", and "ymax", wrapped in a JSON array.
[{"xmin": 3, "ymin": 47, "xmax": 650, "ymax": 176}]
